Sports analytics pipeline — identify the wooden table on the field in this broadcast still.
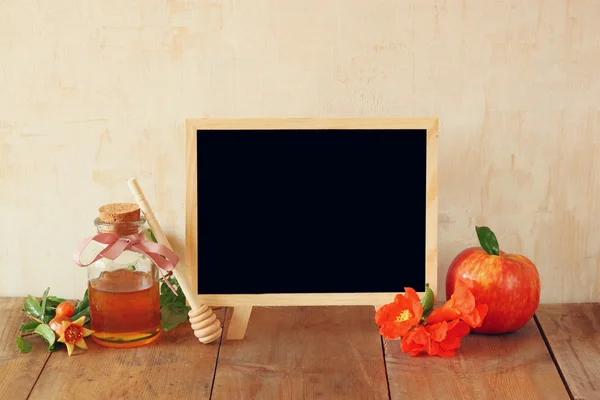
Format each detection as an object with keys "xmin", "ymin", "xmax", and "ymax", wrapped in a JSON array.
[{"xmin": 1, "ymin": 298, "xmax": 598, "ymax": 400}]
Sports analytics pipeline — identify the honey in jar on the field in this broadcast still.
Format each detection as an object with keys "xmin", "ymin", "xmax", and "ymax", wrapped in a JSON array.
[{"xmin": 84, "ymin": 203, "xmax": 162, "ymax": 348}]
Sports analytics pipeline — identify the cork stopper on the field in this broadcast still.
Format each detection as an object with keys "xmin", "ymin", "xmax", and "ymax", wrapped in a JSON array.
[
  {"xmin": 98, "ymin": 203, "xmax": 140, "ymax": 223},
  {"xmin": 95, "ymin": 203, "xmax": 144, "ymax": 237}
]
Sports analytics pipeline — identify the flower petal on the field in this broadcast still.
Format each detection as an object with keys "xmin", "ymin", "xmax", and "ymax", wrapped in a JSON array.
[
  {"xmin": 425, "ymin": 303, "xmax": 460, "ymax": 325},
  {"xmin": 400, "ymin": 325, "xmax": 432, "ymax": 356},
  {"xmin": 375, "ymin": 303, "xmax": 395, "ymax": 325},
  {"xmin": 475, "ymin": 304, "xmax": 489, "ymax": 321},
  {"xmin": 459, "ymin": 310, "xmax": 482, "ymax": 328},
  {"xmin": 427, "ymin": 321, "xmax": 448, "ymax": 342},
  {"xmin": 440, "ymin": 320, "xmax": 471, "ymax": 351},
  {"xmin": 82, "ymin": 328, "xmax": 95, "ymax": 337},
  {"xmin": 411, "ymin": 299, "xmax": 424, "ymax": 321},
  {"xmin": 403, "ymin": 287, "xmax": 421, "ymax": 304},
  {"xmin": 75, "ymin": 338, "xmax": 88, "ymax": 349},
  {"xmin": 393, "ymin": 293, "xmax": 413, "ymax": 311},
  {"xmin": 380, "ymin": 319, "xmax": 415, "ymax": 339},
  {"xmin": 451, "ymin": 282, "xmax": 476, "ymax": 314},
  {"xmin": 65, "ymin": 343, "xmax": 75, "ymax": 356},
  {"xmin": 459, "ymin": 303, "xmax": 490, "ymax": 328},
  {"xmin": 456, "ymin": 276, "xmax": 474, "ymax": 289}
]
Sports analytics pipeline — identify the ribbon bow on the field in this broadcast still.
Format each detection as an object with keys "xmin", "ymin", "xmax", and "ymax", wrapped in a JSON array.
[{"xmin": 73, "ymin": 233, "xmax": 180, "ymax": 295}]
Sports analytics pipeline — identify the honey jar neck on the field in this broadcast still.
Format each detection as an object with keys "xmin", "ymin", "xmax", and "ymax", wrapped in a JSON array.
[{"xmin": 94, "ymin": 217, "xmax": 146, "ymax": 238}]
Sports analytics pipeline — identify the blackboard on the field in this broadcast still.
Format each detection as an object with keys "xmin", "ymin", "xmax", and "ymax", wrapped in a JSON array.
[{"xmin": 185, "ymin": 118, "xmax": 438, "ymax": 308}]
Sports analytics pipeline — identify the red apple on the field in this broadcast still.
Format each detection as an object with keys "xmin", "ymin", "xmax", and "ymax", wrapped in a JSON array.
[{"xmin": 445, "ymin": 226, "xmax": 541, "ymax": 335}]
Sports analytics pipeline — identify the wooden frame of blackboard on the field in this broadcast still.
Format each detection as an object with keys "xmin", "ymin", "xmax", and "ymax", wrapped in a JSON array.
[{"xmin": 185, "ymin": 118, "xmax": 438, "ymax": 340}]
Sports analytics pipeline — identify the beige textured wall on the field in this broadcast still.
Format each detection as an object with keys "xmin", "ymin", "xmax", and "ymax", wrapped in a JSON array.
[{"xmin": 1, "ymin": 0, "xmax": 599, "ymax": 303}]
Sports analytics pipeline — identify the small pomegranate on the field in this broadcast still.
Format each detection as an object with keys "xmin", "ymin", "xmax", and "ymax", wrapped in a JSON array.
[{"xmin": 55, "ymin": 302, "xmax": 75, "ymax": 318}]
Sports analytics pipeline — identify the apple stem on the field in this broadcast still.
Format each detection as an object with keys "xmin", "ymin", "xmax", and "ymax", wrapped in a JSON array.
[{"xmin": 475, "ymin": 226, "xmax": 500, "ymax": 256}]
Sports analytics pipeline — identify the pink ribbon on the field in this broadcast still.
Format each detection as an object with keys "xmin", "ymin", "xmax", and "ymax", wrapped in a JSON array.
[{"xmin": 73, "ymin": 233, "xmax": 180, "ymax": 295}]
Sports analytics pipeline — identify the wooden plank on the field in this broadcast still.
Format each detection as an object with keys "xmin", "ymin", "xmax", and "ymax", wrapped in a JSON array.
[
  {"xmin": 211, "ymin": 306, "xmax": 389, "ymax": 400},
  {"xmin": 28, "ymin": 309, "xmax": 225, "ymax": 400},
  {"xmin": 536, "ymin": 303, "xmax": 600, "ymax": 400},
  {"xmin": 384, "ymin": 319, "xmax": 570, "ymax": 400},
  {"xmin": 0, "ymin": 297, "xmax": 52, "ymax": 400}
]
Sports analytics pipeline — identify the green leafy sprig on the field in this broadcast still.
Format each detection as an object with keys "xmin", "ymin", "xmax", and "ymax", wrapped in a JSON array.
[{"xmin": 17, "ymin": 289, "xmax": 89, "ymax": 353}]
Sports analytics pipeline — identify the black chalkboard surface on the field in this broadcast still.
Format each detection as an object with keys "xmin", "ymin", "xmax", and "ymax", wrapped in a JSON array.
[
  {"xmin": 185, "ymin": 118, "xmax": 438, "ymax": 319},
  {"xmin": 196, "ymin": 129, "xmax": 426, "ymax": 294}
]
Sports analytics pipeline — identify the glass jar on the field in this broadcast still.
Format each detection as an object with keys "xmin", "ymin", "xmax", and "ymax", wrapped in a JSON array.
[{"xmin": 84, "ymin": 213, "xmax": 162, "ymax": 348}]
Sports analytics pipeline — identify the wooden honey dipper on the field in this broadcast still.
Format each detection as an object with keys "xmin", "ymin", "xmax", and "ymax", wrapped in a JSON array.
[{"xmin": 127, "ymin": 177, "xmax": 223, "ymax": 344}]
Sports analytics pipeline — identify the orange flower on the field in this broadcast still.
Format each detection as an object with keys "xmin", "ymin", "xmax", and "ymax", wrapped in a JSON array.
[
  {"xmin": 400, "ymin": 325, "xmax": 431, "ymax": 356},
  {"xmin": 57, "ymin": 316, "xmax": 95, "ymax": 356},
  {"xmin": 399, "ymin": 319, "xmax": 471, "ymax": 358},
  {"xmin": 375, "ymin": 288, "xmax": 423, "ymax": 339},
  {"xmin": 425, "ymin": 319, "xmax": 471, "ymax": 357},
  {"xmin": 426, "ymin": 277, "xmax": 488, "ymax": 329}
]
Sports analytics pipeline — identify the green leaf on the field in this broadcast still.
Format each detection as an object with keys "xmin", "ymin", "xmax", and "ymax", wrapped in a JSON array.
[
  {"xmin": 34, "ymin": 324, "xmax": 55, "ymax": 349},
  {"xmin": 71, "ymin": 308, "xmax": 90, "ymax": 325},
  {"xmin": 45, "ymin": 296, "xmax": 67, "ymax": 307},
  {"xmin": 48, "ymin": 342, "xmax": 59, "ymax": 352},
  {"xmin": 420, "ymin": 283, "xmax": 435, "ymax": 318},
  {"xmin": 19, "ymin": 321, "xmax": 41, "ymax": 333},
  {"xmin": 475, "ymin": 226, "xmax": 500, "ymax": 256},
  {"xmin": 73, "ymin": 289, "xmax": 89, "ymax": 314},
  {"xmin": 127, "ymin": 265, "xmax": 136, "ymax": 271},
  {"xmin": 44, "ymin": 307, "xmax": 56, "ymax": 321},
  {"xmin": 16, "ymin": 337, "xmax": 32, "ymax": 353},
  {"xmin": 159, "ymin": 277, "xmax": 191, "ymax": 331},
  {"xmin": 161, "ymin": 304, "xmax": 190, "ymax": 331},
  {"xmin": 72, "ymin": 289, "xmax": 90, "ymax": 324},
  {"xmin": 160, "ymin": 280, "xmax": 180, "ymax": 308},
  {"xmin": 40, "ymin": 287, "xmax": 50, "ymax": 323},
  {"xmin": 23, "ymin": 295, "xmax": 43, "ymax": 319}
]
